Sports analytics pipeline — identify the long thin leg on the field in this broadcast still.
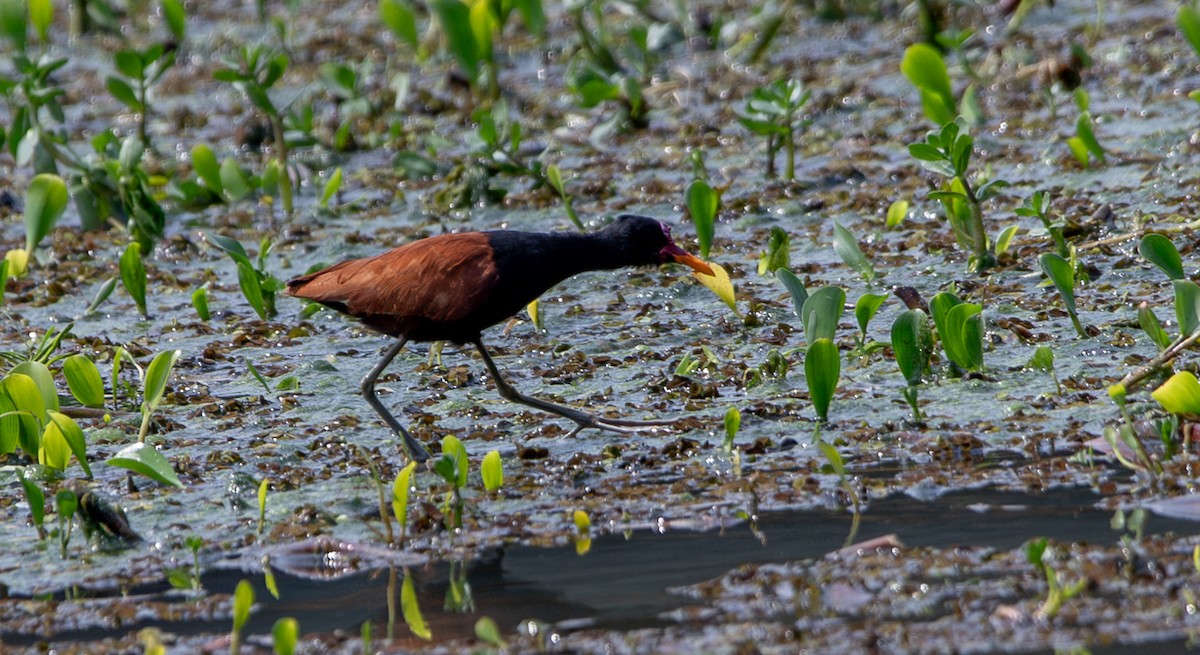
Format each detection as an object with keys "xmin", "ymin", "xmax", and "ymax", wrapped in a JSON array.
[
  {"xmin": 472, "ymin": 338, "xmax": 675, "ymax": 437},
  {"xmin": 361, "ymin": 338, "xmax": 431, "ymax": 462}
]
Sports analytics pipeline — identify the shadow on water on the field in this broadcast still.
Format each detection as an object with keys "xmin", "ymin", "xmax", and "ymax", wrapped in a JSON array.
[{"xmin": 7, "ymin": 486, "xmax": 1197, "ymax": 649}]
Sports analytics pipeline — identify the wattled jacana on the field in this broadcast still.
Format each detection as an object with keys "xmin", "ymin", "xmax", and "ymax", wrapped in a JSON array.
[{"xmin": 286, "ymin": 214, "xmax": 714, "ymax": 462}]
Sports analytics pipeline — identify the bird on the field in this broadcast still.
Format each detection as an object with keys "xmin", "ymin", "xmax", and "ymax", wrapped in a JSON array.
[{"xmin": 286, "ymin": 214, "xmax": 714, "ymax": 462}]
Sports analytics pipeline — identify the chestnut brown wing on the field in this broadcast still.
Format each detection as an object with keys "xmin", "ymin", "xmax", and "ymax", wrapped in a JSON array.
[{"xmin": 287, "ymin": 232, "xmax": 499, "ymax": 339}]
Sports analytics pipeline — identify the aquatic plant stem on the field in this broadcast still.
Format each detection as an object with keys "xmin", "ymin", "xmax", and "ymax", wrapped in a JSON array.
[{"xmin": 1115, "ymin": 328, "xmax": 1200, "ymax": 394}]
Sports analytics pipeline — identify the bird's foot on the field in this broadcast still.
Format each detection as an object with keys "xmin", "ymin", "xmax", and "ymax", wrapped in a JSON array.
[{"xmin": 563, "ymin": 414, "xmax": 678, "ymax": 438}]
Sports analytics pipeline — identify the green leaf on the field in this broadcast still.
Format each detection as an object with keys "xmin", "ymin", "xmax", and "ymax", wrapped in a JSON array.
[
  {"xmin": 11, "ymin": 359, "xmax": 56, "ymax": 412},
  {"xmin": 392, "ymin": 460, "xmax": 417, "ymax": 532},
  {"xmin": 440, "ymin": 434, "xmax": 468, "ymax": 488},
  {"xmin": 204, "ymin": 232, "xmax": 252, "ymax": 268},
  {"xmin": 192, "ymin": 286, "xmax": 210, "ymax": 321},
  {"xmin": 320, "ymin": 167, "xmax": 342, "ymax": 209},
  {"xmin": 39, "ymin": 417, "xmax": 72, "ymax": 470},
  {"xmin": 832, "ymin": 221, "xmax": 875, "ymax": 283},
  {"xmin": 63, "ymin": 354, "xmax": 105, "ymax": 408},
  {"xmin": 723, "ymin": 406, "xmax": 740, "ymax": 450},
  {"xmin": 818, "ymin": 439, "xmax": 845, "ymax": 478},
  {"xmin": 994, "ymin": 224, "xmax": 1019, "ymax": 256},
  {"xmin": 29, "ymin": 0, "xmax": 51, "ymax": 41},
  {"xmin": 380, "ymin": 0, "xmax": 418, "ymax": 47},
  {"xmin": 468, "ymin": 0, "xmax": 495, "ymax": 61},
  {"xmin": 85, "ymin": 276, "xmax": 118, "ymax": 315},
  {"xmin": 805, "ymin": 338, "xmax": 840, "ymax": 423},
  {"xmin": 854, "ymin": 293, "xmax": 888, "ymax": 336},
  {"xmin": 161, "ymin": 0, "xmax": 186, "ymax": 39},
  {"xmin": 907, "ymin": 142, "xmax": 946, "ymax": 163},
  {"xmin": 25, "ymin": 173, "xmax": 69, "ymax": 253},
  {"xmin": 1075, "ymin": 112, "xmax": 1105, "ymax": 164},
  {"xmin": 106, "ymin": 77, "xmax": 141, "ymax": 111},
  {"xmin": 512, "ymin": 0, "xmax": 544, "ymax": 36},
  {"xmin": 120, "ymin": 241, "xmax": 148, "ymax": 316},
  {"xmin": 1027, "ymin": 345, "xmax": 1054, "ymax": 373},
  {"xmin": 1038, "ymin": 252, "xmax": 1077, "ymax": 316},
  {"xmin": 1065, "ymin": 136, "xmax": 1089, "ymax": 167},
  {"xmin": 1153, "ymin": 371, "xmax": 1200, "ymax": 418},
  {"xmin": 233, "ymin": 579, "xmax": 254, "ymax": 631},
  {"xmin": 219, "ymin": 157, "xmax": 251, "ymax": 201},
  {"xmin": 891, "ymin": 309, "xmax": 933, "ymax": 386},
  {"xmin": 401, "ymin": 570, "xmax": 432, "ymax": 640},
  {"xmin": 431, "ymin": 0, "xmax": 479, "ymax": 82},
  {"xmin": 474, "ymin": 616, "xmax": 507, "ymax": 649},
  {"xmin": 142, "ymin": 349, "xmax": 181, "ymax": 418},
  {"xmin": 901, "ymin": 44, "xmax": 954, "ymax": 126},
  {"xmin": 2, "ymin": 374, "xmax": 43, "ymax": 456},
  {"xmin": 237, "ymin": 260, "xmax": 267, "ymax": 320},
  {"xmin": 686, "ymin": 179, "xmax": 718, "ymax": 259},
  {"xmin": 272, "ymin": 618, "xmax": 298, "ymax": 655},
  {"xmin": 944, "ymin": 302, "xmax": 984, "ymax": 371},
  {"xmin": 114, "ymin": 50, "xmax": 144, "ymax": 79},
  {"xmin": 1173, "ymin": 279, "xmax": 1200, "ymax": 337},
  {"xmin": 1181, "ymin": 5, "xmax": 1200, "ymax": 58},
  {"xmin": 757, "ymin": 226, "xmax": 790, "ymax": 275},
  {"xmin": 191, "ymin": 144, "xmax": 223, "ymax": 196},
  {"xmin": 885, "ymin": 199, "xmax": 908, "ymax": 229},
  {"xmin": 481, "ymin": 450, "xmax": 503, "ymax": 491},
  {"xmin": 21, "ymin": 476, "xmax": 46, "ymax": 536},
  {"xmin": 800, "ymin": 286, "xmax": 846, "ymax": 344},
  {"xmin": 107, "ymin": 442, "xmax": 183, "ymax": 487},
  {"xmin": 50, "ymin": 410, "xmax": 91, "ymax": 478},
  {"xmin": 774, "ymin": 268, "xmax": 808, "ymax": 319},
  {"xmin": 1138, "ymin": 233, "xmax": 1185, "ymax": 280},
  {"xmin": 1138, "ymin": 303, "xmax": 1171, "ymax": 351}
]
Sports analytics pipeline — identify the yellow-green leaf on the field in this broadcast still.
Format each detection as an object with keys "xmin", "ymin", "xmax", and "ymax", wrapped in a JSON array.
[
  {"xmin": 694, "ymin": 262, "xmax": 737, "ymax": 315},
  {"xmin": 1152, "ymin": 371, "xmax": 1200, "ymax": 418},
  {"xmin": 401, "ymin": 570, "xmax": 432, "ymax": 640},
  {"xmin": 63, "ymin": 354, "xmax": 105, "ymax": 408},
  {"xmin": 481, "ymin": 450, "xmax": 502, "ymax": 491}
]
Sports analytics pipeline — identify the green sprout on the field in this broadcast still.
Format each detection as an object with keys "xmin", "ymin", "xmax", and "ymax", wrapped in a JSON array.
[
  {"xmin": 892, "ymin": 309, "xmax": 934, "ymax": 423},
  {"xmin": 106, "ymin": 43, "xmax": 177, "ymax": 148},
  {"xmin": 1038, "ymin": 252, "xmax": 1089, "ymax": 338},
  {"xmin": 831, "ymin": 221, "xmax": 876, "ymax": 284},
  {"xmin": 1066, "ymin": 88, "xmax": 1106, "ymax": 167},
  {"xmin": 929, "ymin": 291, "xmax": 984, "ymax": 373},
  {"xmin": 1026, "ymin": 537, "xmax": 1088, "ymax": 619},
  {"xmin": 738, "ymin": 78, "xmax": 810, "ymax": 180}
]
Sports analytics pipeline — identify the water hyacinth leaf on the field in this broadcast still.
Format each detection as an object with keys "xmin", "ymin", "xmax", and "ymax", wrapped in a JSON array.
[
  {"xmin": 1181, "ymin": 5, "xmax": 1200, "ymax": 57},
  {"xmin": 892, "ymin": 309, "xmax": 933, "ymax": 386},
  {"xmin": 191, "ymin": 144, "xmax": 222, "ymax": 196},
  {"xmin": 900, "ymin": 43, "xmax": 954, "ymax": 126},
  {"xmin": 945, "ymin": 302, "xmax": 984, "ymax": 371},
  {"xmin": 481, "ymin": 450, "xmax": 503, "ymax": 491},
  {"xmin": 757, "ymin": 226, "xmax": 790, "ymax": 275},
  {"xmin": 63, "ymin": 354, "xmax": 105, "ymax": 408},
  {"xmin": 161, "ymin": 0, "xmax": 186, "ymax": 39},
  {"xmin": 120, "ymin": 242, "xmax": 147, "ymax": 316},
  {"xmin": 1038, "ymin": 253, "xmax": 1078, "ymax": 315},
  {"xmin": 320, "ymin": 166, "xmax": 342, "ymax": 209},
  {"xmin": 775, "ymin": 268, "xmax": 808, "ymax": 318},
  {"xmin": 1139, "ymin": 233, "xmax": 1185, "ymax": 281},
  {"xmin": 686, "ymin": 179, "xmax": 718, "ymax": 258},
  {"xmin": 39, "ymin": 418, "xmax": 71, "ymax": 470},
  {"xmin": 886, "ymin": 199, "xmax": 908, "ymax": 229},
  {"xmin": 801, "ymin": 286, "xmax": 846, "ymax": 344},
  {"xmin": 854, "ymin": 293, "xmax": 888, "ymax": 336},
  {"xmin": 273, "ymin": 618, "xmax": 298, "ymax": 655},
  {"xmin": 380, "ymin": 0, "xmax": 419, "ymax": 48},
  {"xmin": 694, "ymin": 262, "xmax": 737, "ymax": 314},
  {"xmin": 1138, "ymin": 304, "xmax": 1171, "ymax": 351},
  {"xmin": 107, "ymin": 442, "xmax": 183, "ymax": 487},
  {"xmin": 1075, "ymin": 112, "xmax": 1105, "ymax": 164},
  {"xmin": 402, "ymin": 570, "xmax": 432, "ymax": 640},
  {"xmin": 832, "ymin": 221, "xmax": 875, "ymax": 283},
  {"xmin": 237, "ymin": 261, "xmax": 267, "ymax": 319},
  {"xmin": 1173, "ymin": 279, "xmax": 1200, "ymax": 337},
  {"xmin": 2, "ymin": 374, "xmax": 43, "ymax": 456},
  {"xmin": 0, "ymin": 388, "xmax": 19, "ymax": 454},
  {"xmin": 219, "ymin": 157, "xmax": 251, "ymax": 201},
  {"xmin": 1152, "ymin": 371, "xmax": 1200, "ymax": 419},
  {"xmin": 25, "ymin": 173, "xmax": 69, "ymax": 253},
  {"xmin": 805, "ymin": 338, "xmax": 840, "ymax": 423},
  {"xmin": 192, "ymin": 285, "xmax": 210, "ymax": 321},
  {"xmin": 392, "ymin": 460, "xmax": 417, "ymax": 531},
  {"xmin": 11, "ymin": 361, "xmax": 58, "ymax": 415},
  {"xmin": 142, "ymin": 349, "xmax": 181, "ymax": 418}
]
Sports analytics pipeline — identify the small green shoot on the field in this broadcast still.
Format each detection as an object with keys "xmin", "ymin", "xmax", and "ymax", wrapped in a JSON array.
[
  {"xmin": 831, "ymin": 221, "xmax": 876, "ymax": 284},
  {"xmin": 434, "ymin": 435, "xmax": 468, "ymax": 530},
  {"xmin": 402, "ymin": 568, "xmax": 432, "ymax": 640},
  {"xmin": 475, "ymin": 616, "xmax": 508, "ymax": 650},
  {"xmin": 1138, "ymin": 303, "xmax": 1172, "ymax": 352},
  {"xmin": 107, "ymin": 442, "xmax": 183, "ymax": 487},
  {"xmin": 1027, "ymin": 345, "xmax": 1061, "ymax": 396},
  {"xmin": 20, "ymin": 471, "xmax": 46, "ymax": 539},
  {"xmin": 191, "ymin": 285, "xmax": 210, "ymax": 321},
  {"xmin": 738, "ymin": 78, "xmax": 810, "ymax": 180},
  {"xmin": 54, "ymin": 488, "xmax": 77, "ymax": 558},
  {"xmin": 1038, "ymin": 252, "xmax": 1089, "ymax": 338},
  {"xmin": 119, "ymin": 242, "xmax": 148, "ymax": 317},
  {"xmin": 231, "ymin": 579, "xmax": 254, "ymax": 653},
  {"xmin": 1026, "ymin": 537, "xmax": 1088, "ymax": 619},
  {"xmin": 319, "ymin": 166, "xmax": 343, "ymax": 210},
  {"xmin": 853, "ymin": 293, "xmax": 888, "ymax": 354},
  {"xmin": 800, "ymin": 286, "xmax": 846, "ymax": 344},
  {"xmin": 1139, "ymin": 233, "xmax": 1185, "ymax": 280},
  {"xmin": 929, "ymin": 292, "xmax": 984, "ymax": 373},
  {"xmin": 775, "ymin": 268, "xmax": 808, "ymax": 318},
  {"xmin": 573, "ymin": 509, "xmax": 591, "ymax": 556},
  {"xmin": 1016, "ymin": 191, "xmax": 1070, "ymax": 261},
  {"xmin": 1173, "ymin": 279, "xmax": 1200, "ymax": 337},
  {"xmin": 1066, "ymin": 88, "xmax": 1106, "ymax": 167},
  {"xmin": 686, "ymin": 179, "xmax": 719, "ymax": 259},
  {"xmin": 24, "ymin": 172, "xmax": 69, "ymax": 257},
  {"xmin": 204, "ymin": 233, "xmax": 284, "ymax": 320},
  {"xmin": 805, "ymin": 338, "xmax": 840, "ymax": 425},
  {"xmin": 885, "ymin": 199, "xmax": 908, "ymax": 229},
  {"xmin": 1152, "ymin": 370, "xmax": 1200, "ymax": 420},
  {"xmin": 106, "ymin": 43, "xmax": 177, "ymax": 147},
  {"xmin": 723, "ymin": 406, "xmax": 741, "ymax": 452},
  {"xmin": 62, "ymin": 354, "xmax": 105, "ymax": 408},
  {"xmin": 392, "ymin": 460, "xmax": 417, "ymax": 545},
  {"xmin": 900, "ymin": 43, "xmax": 955, "ymax": 126},
  {"xmin": 481, "ymin": 450, "xmax": 503, "ymax": 492},
  {"xmin": 257, "ymin": 478, "xmax": 269, "ymax": 535},
  {"xmin": 545, "ymin": 165, "xmax": 583, "ymax": 231},
  {"xmin": 758, "ymin": 226, "xmax": 790, "ymax": 275},
  {"xmin": 892, "ymin": 309, "xmax": 934, "ymax": 422},
  {"xmin": 273, "ymin": 617, "xmax": 299, "ymax": 655},
  {"xmin": 138, "ymin": 349, "xmax": 180, "ymax": 443}
]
